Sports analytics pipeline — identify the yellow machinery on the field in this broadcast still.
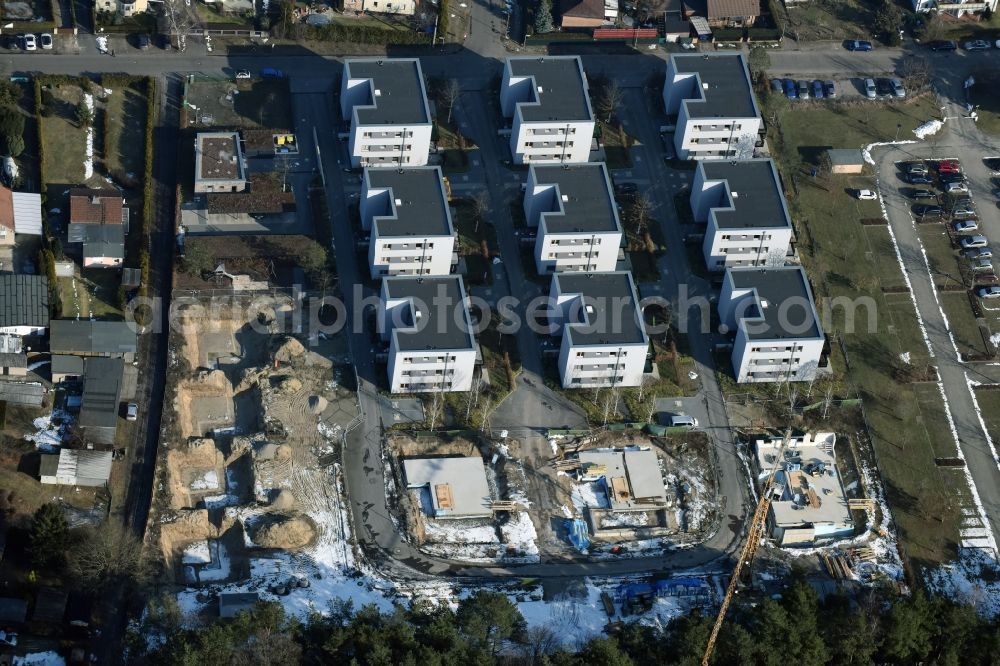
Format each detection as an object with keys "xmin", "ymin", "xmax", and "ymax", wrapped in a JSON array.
[{"xmin": 701, "ymin": 430, "xmax": 791, "ymax": 666}]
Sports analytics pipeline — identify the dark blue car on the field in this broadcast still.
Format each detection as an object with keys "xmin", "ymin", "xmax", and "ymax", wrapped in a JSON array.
[
  {"xmin": 260, "ymin": 67, "xmax": 285, "ymax": 79},
  {"xmin": 783, "ymin": 78, "xmax": 797, "ymax": 99},
  {"xmin": 812, "ymin": 80, "xmax": 824, "ymax": 99},
  {"xmin": 845, "ymin": 40, "xmax": 873, "ymax": 51}
]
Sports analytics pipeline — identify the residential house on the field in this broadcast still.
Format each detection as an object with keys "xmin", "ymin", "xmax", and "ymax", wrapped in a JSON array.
[
  {"xmin": 718, "ymin": 266, "xmax": 826, "ymax": 383},
  {"xmin": 706, "ymin": 0, "xmax": 759, "ymax": 26},
  {"xmin": 341, "ymin": 59, "xmax": 433, "ymax": 169},
  {"xmin": 911, "ymin": 0, "xmax": 996, "ymax": 18},
  {"xmin": 523, "ymin": 163, "xmax": 622, "ymax": 274},
  {"xmin": 826, "ymin": 149, "xmax": 865, "ymax": 175},
  {"xmin": 94, "ymin": 0, "xmax": 148, "ymax": 17},
  {"xmin": 194, "ymin": 132, "xmax": 248, "ymax": 193},
  {"xmin": 39, "ymin": 449, "xmax": 113, "ymax": 487},
  {"xmin": 0, "ymin": 334, "xmax": 27, "ymax": 377},
  {"xmin": 67, "ymin": 189, "xmax": 128, "ymax": 269},
  {"xmin": 0, "ymin": 184, "xmax": 43, "ymax": 244},
  {"xmin": 662, "ymin": 53, "xmax": 762, "ymax": 160},
  {"xmin": 0, "ymin": 274, "xmax": 49, "ymax": 336},
  {"xmin": 360, "ymin": 167, "xmax": 457, "ymax": 279},
  {"xmin": 342, "ymin": 0, "xmax": 416, "ymax": 14},
  {"xmin": 378, "ymin": 275, "xmax": 477, "ymax": 393},
  {"xmin": 501, "ymin": 57, "xmax": 595, "ymax": 165},
  {"xmin": 49, "ymin": 320, "xmax": 138, "ymax": 361},
  {"xmin": 549, "ymin": 272, "xmax": 649, "ymax": 389},
  {"xmin": 557, "ymin": 0, "xmax": 608, "ymax": 28},
  {"xmin": 51, "ymin": 355, "xmax": 84, "ymax": 384},
  {"xmin": 402, "ymin": 457, "xmax": 492, "ymax": 519},
  {"xmin": 691, "ymin": 159, "xmax": 794, "ymax": 270},
  {"xmin": 576, "ymin": 448, "xmax": 668, "ymax": 511},
  {"xmin": 78, "ymin": 357, "xmax": 125, "ymax": 445}
]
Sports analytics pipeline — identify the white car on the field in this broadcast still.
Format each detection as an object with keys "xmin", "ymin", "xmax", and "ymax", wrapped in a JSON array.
[
  {"xmin": 856, "ymin": 189, "xmax": 877, "ymax": 200},
  {"xmin": 39, "ymin": 33, "xmax": 53, "ymax": 50},
  {"xmin": 946, "ymin": 181, "xmax": 970, "ymax": 194},
  {"xmin": 954, "ymin": 220, "xmax": 979, "ymax": 232},
  {"xmin": 23, "ymin": 34, "xmax": 36, "ymax": 51},
  {"xmin": 977, "ymin": 286, "xmax": 1000, "ymax": 299},
  {"xmin": 235, "ymin": 69, "xmax": 251, "ymax": 80},
  {"xmin": 961, "ymin": 235, "xmax": 989, "ymax": 249},
  {"xmin": 126, "ymin": 402, "xmax": 138, "ymax": 421}
]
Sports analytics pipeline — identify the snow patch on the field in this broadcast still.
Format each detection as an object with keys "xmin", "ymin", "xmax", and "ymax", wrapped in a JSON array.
[
  {"xmin": 83, "ymin": 94, "xmax": 94, "ymax": 179},
  {"xmin": 189, "ymin": 470, "xmax": 219, "ymax": 491},
  {"xmin": 570, "ymin": 481, "xmax": 609, "ymax": 513},
  {"xmin": 24, "ymin": 410, "xmax": 73, "ymax": 451},
  {"xmin": 13, "ymin": 653, "xmax": 65, "ymax": 666},
  {"xmin": 913, "ymin": 119, "xmax": 943, "ymax": 139}
]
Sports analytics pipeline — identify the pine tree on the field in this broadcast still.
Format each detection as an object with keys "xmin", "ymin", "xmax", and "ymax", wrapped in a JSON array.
[
  {"xmin": 29, "ymin": 503, "xmax": 69, "ymax": 570},
  {"xmin": 534, "ymin": 0, "xmax": 554, "ymax": 34}
]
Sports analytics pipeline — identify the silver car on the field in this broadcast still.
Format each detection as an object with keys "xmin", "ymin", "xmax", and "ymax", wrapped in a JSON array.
[{"xmin": 864, "ymin": 78, "xmax": 877, "ymax": 99}]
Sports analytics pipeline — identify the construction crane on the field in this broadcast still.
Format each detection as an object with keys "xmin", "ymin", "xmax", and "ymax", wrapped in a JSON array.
[{"xmin": 701, "ymin": 429, "xmax": 792, "ymax": 666}]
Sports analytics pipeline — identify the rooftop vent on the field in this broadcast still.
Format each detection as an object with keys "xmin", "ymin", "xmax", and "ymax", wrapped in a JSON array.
[
  {"xmin": 702, "ymin": 82, "xmax": 709, "ymax": 90},
  {"xmin": 760, "ymin": 299, "xmax": 770, "ymax": 309},
  {"xmin": 732, "ymin": 191, "xmax": 739, "ymax": 199},
  {"xmin": 374, "ymin": 89, "xmax": 382, "ymax": 97},
  {"xmin": 561, "ymin": 194, "xmax": 569, "ymax": 203},
  {"xmin": 537, "ymin": 85, "xmax": 544, "ymax": 94},
  {"xmin": 394, "ymin": 198, "xmax": 402, "ymax": 206}
]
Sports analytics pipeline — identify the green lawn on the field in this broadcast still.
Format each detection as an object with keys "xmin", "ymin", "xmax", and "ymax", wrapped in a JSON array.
[
  {"xmin": 40, "ymin": 84, "xmax": 87, "ymax": 186},
  {"xmin": 920, "ymin": 225, "xmax": 965, "ymax": 289},
  {"xmin": 940, "ymin": 292, "xmax": 989, "ymax": 359},
  {"xmin": 973, "ymin": 388, "xmax": 1000, "ymax": 446},
  {"xmin": 864, "ymin": 227, "xmax": 909, "ymax": 291},
  {"xmin": 103, "ymin": 80, "xmax": 148, "ymax": 185},
  {"xmin": 774, "ymin": 96, "xmax": 964, "ymax": 564},
  {"xmin": 451, "ymin": 199, "xmax": 498, "ymax": 255}
]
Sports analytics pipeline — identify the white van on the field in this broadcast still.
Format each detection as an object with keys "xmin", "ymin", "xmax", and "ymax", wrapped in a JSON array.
[{"xmin": 670, "ymin": 414, "xmax": 698, "ymax": 428}]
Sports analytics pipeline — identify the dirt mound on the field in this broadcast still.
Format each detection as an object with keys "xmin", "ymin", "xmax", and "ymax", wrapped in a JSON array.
[
  {"xmin": 257, "ymin": 443, "xmax": 280, "ymax": 460},
  {"xmin": 275, "ymin": 444, "xmax": 292, "ymax": 460},
  {"xmin": 308, "ymin": 395, "xmax": 327, "ymax": 414},
  {"xmin": 273, "ymin": 336, "xmax": 305, "ymax": 363},
  {"xmin": 270, "ymin": 489, "xmax": 295, "ymax": 509},
  {"xmin": 250, "ymin": 513, "xmax": 315, "ymax": 549},
  {"xmin": 276, "ymin": 377, "xmax": 302, "ymax": 395}
]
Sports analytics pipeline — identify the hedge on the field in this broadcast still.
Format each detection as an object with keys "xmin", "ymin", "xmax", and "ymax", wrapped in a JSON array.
[
  {"xmin": 292, "ymin": 23, "xmax": 431, "ymax": 44},
  {"xmin": 748, "ymin": 27, "xmax": 781, "ymax": 41},
  {"xmin": 712, "ymin": 27, "xmax": 745, "ymax": 42},
  {"xmin": 438, "ymin": 0, "xmax": 449, "ymax": 40},
  {"xmin": 766, "ymin": 0, "xmax": 784, "ymax": 33},
  {"xmin": 524, "ymin": 31, "xmax": 591, "ymax": 44},
  {"xmin": 139, "ymin": 76, "xmax": 156, "ymax": 297},
  {"xmin": 33, "ymin": 80, "xmax": 45, "ymax": 204}
]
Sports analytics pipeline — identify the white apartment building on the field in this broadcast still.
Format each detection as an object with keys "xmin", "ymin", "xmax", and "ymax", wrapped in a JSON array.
[
  {"xmin": 95, "ymin": 0, "xmax": 147, "ymax": 17},
  {"xmin": 341, "ymin": 59, "xmax": 433, "ymax": 169},
  {"xmin": 663, "ymin": 53, "xmax": 762, "ymax": 161},
  {"xmin": 524, "ymin": 163, "xmax": 622, "ymax": 274},
  {"xmin": 501, "ymin": 57, "xmax": 595, "ymax": 165},
  {"xmin": 691, "ymin": 159, "xmax": 794, "ymax": 271},
  {"xmin": 550, "ymin": 272, "xmax": 648, "ymax": 389},
  {"xmin": 343, "ymin": 0, "xmax": 416, "ymax": 15},
  {"xmin": 719, "ymin": 266, "xmax": 825, "ymax": 383},
  {"xmin": 911, "ymin": 0, "xmax": 996, "ymax": 17},
  {"xmin": 361, "ymin": 167, "xmax": 457, "ymax": 279},
  {"xmin": 379, "ymin": 276, "xmax": 477, "ymax": 393}
]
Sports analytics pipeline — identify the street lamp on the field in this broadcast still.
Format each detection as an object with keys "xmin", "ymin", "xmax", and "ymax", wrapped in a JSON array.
[{"xmin": 895, "ymin": 123, "xmax": 901, "ymax": 141}]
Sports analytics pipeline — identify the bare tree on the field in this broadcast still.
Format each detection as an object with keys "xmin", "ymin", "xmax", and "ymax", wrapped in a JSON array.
[
  {"xmin": 731, "ymin": 132, "xmax": 757, "ymax": 160},
  {"xmin": 920, "ymin": 16, "xmax": 947, "ymax": 43},
  {"xmin": 68, "ymin": 522, "xmax": 150, "ymax": 590},
  {"xmin": 899, "ymin": 56, "xmax": 932, "ymax": 92},
  {"xmin": 441, "ymin": 79, "xmax": 461, "ymax": 124},
  {"xmin": 597, "ymin": 80, "xmax": 624, "ymax": 124},
  {"xmin": 162, "ymin": 0, "xmax": 195, "ymax": 51},
  {"xmin": 519, "ymin": 625, "xmax": 561, "ymax": 661},
  {"xmin": 472, "ymin": 190, "xmax": 490, "ymax": 234},
  {"xmin": 627, "ymin": 192, "xmax": 655, "ymax": 244},
  {"xmin": 644, "ymin": 391, "xmax": 660, "ymax": 424},
  {"xmin": 822, "ymin": 385, "xmax": 835, "ymax": 420}
]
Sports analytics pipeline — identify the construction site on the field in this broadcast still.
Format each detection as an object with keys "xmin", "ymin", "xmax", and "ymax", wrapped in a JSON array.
[
  {"xmin": 150, "ymin": 296, "xmax": 360, "ymax": 606},
  {"xmin": 384, "ymin": 429, "xmax": 720, "ymax": 563}
]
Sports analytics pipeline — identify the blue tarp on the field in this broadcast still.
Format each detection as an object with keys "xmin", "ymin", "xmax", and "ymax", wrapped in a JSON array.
[
  {"xmin": 565, "ymin": 519, "xmax": 590, "ymax": 553},
  {"xmin": 655, "ymin": 578, "xmax": 708, "ymax": 595}
]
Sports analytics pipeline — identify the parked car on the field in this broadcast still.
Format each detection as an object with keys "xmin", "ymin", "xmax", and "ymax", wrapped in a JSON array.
[
  {"xmin": 946, "ymin": 181, "xmax": 970, "ymax": 193},
  {"xmin": 891, "ymin": 79, "xmax": 906, "ymax": 98},
  {"xmin": 914, "ymin": 204, "xmax": 943, "ymax": 218},
  {"xmin": 22, "ymin": 34, "xmax": 36, "ymax": 51},
  {"xmin": 824, "ymin": 80, "xmax": 836, "ymax": 98},
  {"xmin": 954, "ymin": 220, "xmax": 979, "ymax": 232},
  {"xmin": 783, "ymin": 78, "xmax": 797, "ymax": 99},
  {"xmin": 971, "ymin": 259, "xmax": 995, "ymax": 272},
  {"xmin": 846, "ymin": 40, "xmax": 874, "ymax": 51},
  {"xmin": 39, "ymin": 33, "xmax": 52, "ymax": 50},
  {"xmin": 961, "ymin": 235, "xmax": 989, "ymax": 249},
  {"xmin": 136, "ymin": 33, "xmax": 150, "ymax": 49},
  {"xmin": 984, "ymin": 157, "xmax": 1000, "ymax": 172},
  {"xmin": 964, "ymin": 247, "xmax": 993, "ymax": 259},
  {"xmin": 977, "ymin": 273, "xmax": 999, "ymax": 284},
  {"xmin": 797, "ymin": 80, "xmax": 810, "ymax": 100},
  {"xmin": 864, "ymin": 78, "xmax": 877, "ymax": 99},
  {"xmin": 615, "ymin": 182, "xmax": 638, "ymax": 196},
  {"xmin": 235, "ymin": 69, "xmax": 252, "ymax": 80},
  {"xmin": 856, "ymin": 189, "xmax": 878, "ymax": 200},
  {"xmin": 952, "ymin": 206, "xmax": 977, "ymax": 218},
  {"xmin": 876, "ymin": 78, "xmax": 894, "ymax": 97},
  {"xmin": 964, "ymin": 39, "xmax": 990, "ymax": 51},
  {"xmin": 907, "ymin": 173, "xmax": 933, "ymax": 185},
  {"xmin": 940, "ymin": 172, "xmax": 966, "ymax": 184},
  {"xmin": 906, "ymin": 162, "xmax": 929, "ymax": 175},
  {"xmin": 909, "ymin": 189, "xmax": 937, "ymax": 200},
  {"xmin": 770, "ymin": 78, "xmax": 783, "ymax": 93},
  {"xmin": 812, "ymin": 80, "xmax": 824, "ymax": 99},
  {"xmin": 928, "ymin": 40, "xmax": 958, "ymax": 51},
  {"xmin": 260, "ymin": 67, "xmax": 285, "ymax": 79},
  {"xmin": 976, "ymin": 285, "xmax": 1000, "ymax": 298},
  {"xmin": 937, "ymin": 159, "xmax": 961, "ymax": 173},
  {"xmin": 126, "ymin": 402, "xmax": 138, "ymax": 421},
  {"xmin": 669, "ymin": 414, "xmax": 699, "ymax": 428}
]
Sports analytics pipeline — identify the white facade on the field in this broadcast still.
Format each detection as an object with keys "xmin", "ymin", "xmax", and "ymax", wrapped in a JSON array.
[
  {"xmin": 379, "ymin": 276, "xmax": 477, "ymax": 394},
  {"xmin": 96, "ymin": 0, "xmax": 148, "ymax": 16},
  {"xmin": 691, "ymin": 159, "xmax": 794, "ymax": 270},
  {"xmin": 501, "ymin": 57, "xmax": 595, "ymax": 165},
  {"xmin": 663, "ymin": 54, "xmax": 762, "ymax": 161},
  {"xmin": 341, "ymin": 59, "xmax": 433, "ymax": 169},
  {"xmin": 550, "ymin": 273, "xmax": 648, "ymax": 389},
  {"xmin": 719, "ymin": 267, "xmax": 825, "ymax": 384},
  {"xmin": 523, "ymin": 163, "xmax": 622, "ymax": 274},
  {"xmin": 361, "ymin": 167, "xmax": 457, "ymax": 279},
  {"xmin": 343, "ymin": 0, "xmax": 416, "ymax": 14},
  {"xmin": 912, "ymin": 0, "xmax": 996, "ymax": 16}
]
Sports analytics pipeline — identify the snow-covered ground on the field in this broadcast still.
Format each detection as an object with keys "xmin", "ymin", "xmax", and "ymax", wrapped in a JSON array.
[
  {"xmin": 190, "ymin": 470, "xmax": 219, "ymax": 491},
  {"xmin": 925, "ymin": 548, "xmax": 1000, "ymax": 618},
  {"xmin": 500, "ymin": 513, "xmax": 539, "ymax": 561},
  {"xmin": 13, "ymin": 652, "xmax": 64, "ymax": 666},
  {"xmin": 83, "ymin": 93, "xmax": 94, "ymax": 179},
  {"xmin": 182, "ymin": 540, "xmax": 212, "ymax": 565},
  {"xmin": 570, "ymin": 481, "xmax": 608, "ymax": 513}
]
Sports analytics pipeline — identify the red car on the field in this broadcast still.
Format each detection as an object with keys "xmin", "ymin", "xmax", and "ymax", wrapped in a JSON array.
[
  {"xmin": 937, "ymin": 160, "xmax": 961, "ymax": 173},
  {"xmin": 976, "ymin": 272, "xmax": 999, "ymax": 284}
]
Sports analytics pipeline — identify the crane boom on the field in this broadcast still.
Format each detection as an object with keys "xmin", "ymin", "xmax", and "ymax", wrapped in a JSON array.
[{"xmin": 701, "ymin": 429, "xmax": 792, "ymax": 666}]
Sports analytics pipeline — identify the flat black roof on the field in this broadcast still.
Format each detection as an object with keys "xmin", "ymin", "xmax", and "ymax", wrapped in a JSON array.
[
  {"xmin": 345, "ymin": 59, "xmax": 430, "ymax": 125},
  {"xmin": 383, "ymin": 276, "xmax": 475, "ymax": 352},
  {"xmin": 671, "ymin": 53, "xmax": 758, "ymax": 119},
  {"xmin": 555, "ymin": 272, "xmax": 647, "ymax": 346},
  {"xmin": 365, "ymin": 168, "xmax": 453, "ymax": 237},
  {"xmin": 728, "ymin": 267, "xmax": 823, "ymax": 340},
  {"xmin": 531, "ymin": 163, "xmax": 620, "ymax": 234},
  {"xmin": 699, "ymin": 159, "xmax": 791, "ymax": 230},
  {"xmin": 508, "ymin": 57, "xmax": 593, "ymax": 122}
]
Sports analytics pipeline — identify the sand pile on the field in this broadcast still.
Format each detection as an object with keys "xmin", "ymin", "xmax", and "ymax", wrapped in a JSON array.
[
  {"xmin": 308, "ymin": 395, "xmax": 327, "ymax": 414},
  {"xmin": 270, "ymin": 489, "xmax": 295, "ymax": 509},
  {"xmin": 276, "ymin": 377, "xmax": 302, "ymax": 395},
  {"xmin": 273, "ymin": 336, "xmax": 305, "ymax": 363},
  {"xmin": 250, "ymin": 513, "xmax": 315, "ymax": 549}
]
